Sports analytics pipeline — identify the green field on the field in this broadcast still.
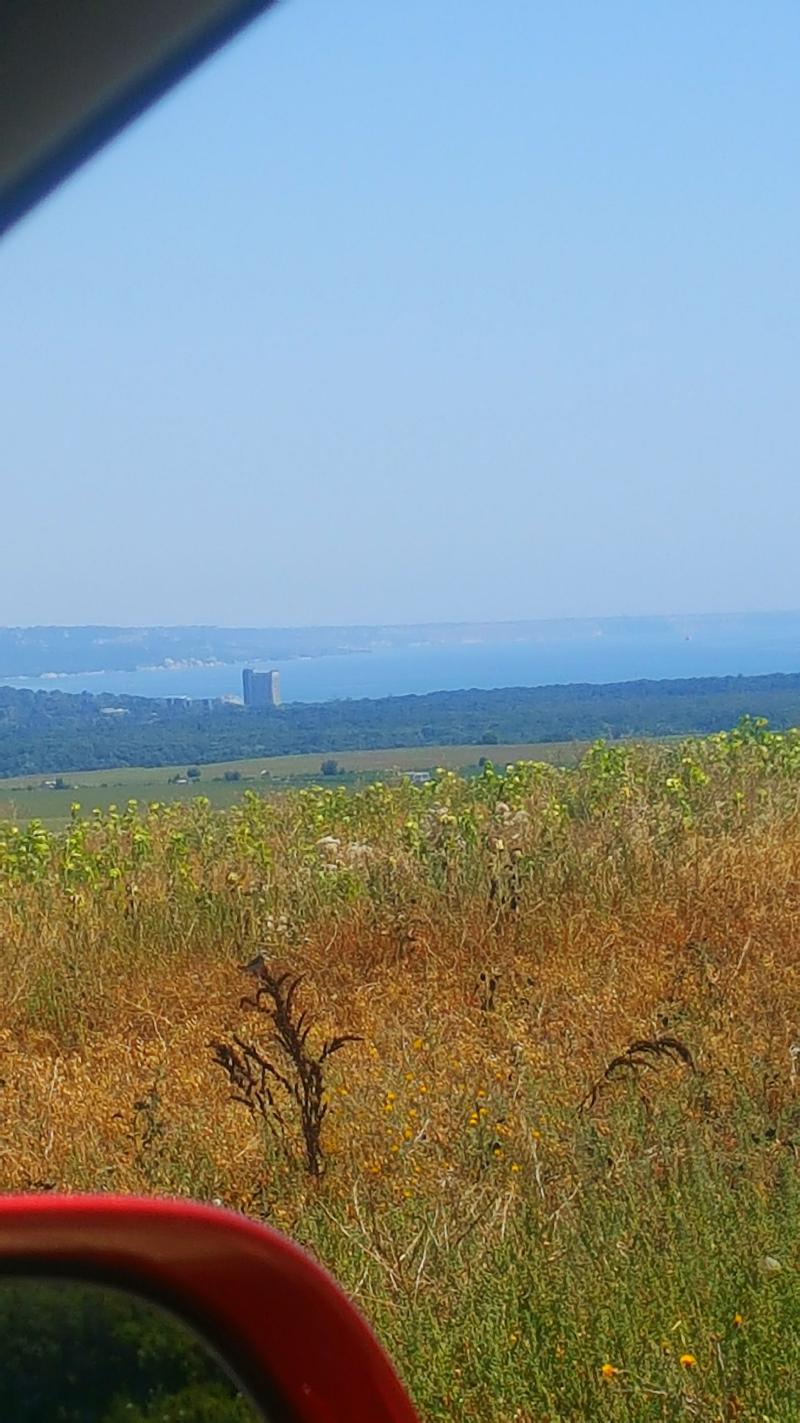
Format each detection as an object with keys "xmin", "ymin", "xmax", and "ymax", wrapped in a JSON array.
[{"xmin": 0, "ymin": 740, "xmax": 586, "ymax": 827}]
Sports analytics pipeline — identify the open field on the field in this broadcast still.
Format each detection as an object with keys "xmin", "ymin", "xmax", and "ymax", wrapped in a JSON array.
[
  {"xmin": 2, "ymin": 721, "xmax": 800, "ymax": 1419},
  {"xmin": 0, "ymin": 740, "xmax": 586, "ymax": 827}
]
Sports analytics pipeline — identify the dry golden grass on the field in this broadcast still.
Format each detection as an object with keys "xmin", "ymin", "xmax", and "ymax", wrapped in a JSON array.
[{"xmin": 2, "ymin": 721, "xmax": 800, "ymax": 1418}]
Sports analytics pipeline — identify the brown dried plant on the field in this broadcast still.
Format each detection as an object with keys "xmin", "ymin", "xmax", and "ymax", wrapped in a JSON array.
[
  {"xmin": 210, "ymin": 954, "xmax": 361, "ymax": 1177},
  {"xmin": 579, "ymin": 1034, "xmax": 696, "ymax": 1113}
]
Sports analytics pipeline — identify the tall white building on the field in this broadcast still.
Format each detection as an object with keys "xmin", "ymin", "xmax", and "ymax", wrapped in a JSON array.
[{"xmin": 242, "ymin": 668, "xmax": 281, "ymax": 708}]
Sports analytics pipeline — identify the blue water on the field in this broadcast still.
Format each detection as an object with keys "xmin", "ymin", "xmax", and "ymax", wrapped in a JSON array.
[{"xmin": 4, "ymin": 633, "xmax": 800, "ymax": 703}]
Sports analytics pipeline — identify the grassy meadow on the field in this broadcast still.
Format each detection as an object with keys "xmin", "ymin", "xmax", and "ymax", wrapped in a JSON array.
[
  {"xmin": 0, "ymin": 740, "xmax": 585, "ymax": 828},
  {"xmin": 1, "ymin": 719, "xmax": 800, "ymax": 1419}
]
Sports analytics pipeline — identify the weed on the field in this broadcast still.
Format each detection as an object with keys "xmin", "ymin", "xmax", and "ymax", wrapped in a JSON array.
[
  {"xmin": 580, "ymin": 1035, "xmax": 696, "ymax": 1112},
  {"xmin": 210, "ymin": 957, "xmax": 360, "ymax": 1176}
]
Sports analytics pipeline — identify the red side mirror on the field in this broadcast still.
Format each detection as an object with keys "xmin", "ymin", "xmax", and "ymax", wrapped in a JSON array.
[{"xmin": 0, "ymin": 1194, "xmax": 420, "ymax": 1422}]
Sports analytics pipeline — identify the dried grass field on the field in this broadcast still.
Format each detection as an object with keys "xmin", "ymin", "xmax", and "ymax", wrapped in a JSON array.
[{"xmin": 2, "ymin": 719, "xmax": 799, "ymax": 1420}]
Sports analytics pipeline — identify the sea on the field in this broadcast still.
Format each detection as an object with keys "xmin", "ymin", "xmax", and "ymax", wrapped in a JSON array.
[{"xmin": 4, "ymin": 626, "xmax": 800, "ymax": 704}]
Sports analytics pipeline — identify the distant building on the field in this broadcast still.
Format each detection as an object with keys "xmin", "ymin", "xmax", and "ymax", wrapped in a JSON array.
[{"xmin": 242, "ymin": 668, "xmax": 281, "ymax": 708}]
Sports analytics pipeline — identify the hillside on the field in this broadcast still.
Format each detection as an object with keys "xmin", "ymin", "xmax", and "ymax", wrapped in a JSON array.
[{"xmin": 2, "ymin": 722, "xmax": 799, "ymax": 1419}]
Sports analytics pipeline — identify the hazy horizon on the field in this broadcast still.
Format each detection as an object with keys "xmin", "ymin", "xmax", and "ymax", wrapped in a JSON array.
[
  {"xmin": 2, "ymin": 1, "xmax": 798, "ymax": 626},
  {"xmin": 5, "ymin": 609, "xmax": 800, "ymax": 633}
]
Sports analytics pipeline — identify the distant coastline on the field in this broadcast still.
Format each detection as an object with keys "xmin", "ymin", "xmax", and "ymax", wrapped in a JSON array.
[
  {"xmin": 3, "ymin": 619, "xmax": 800, "ymax": 707},
  {"xmin": 3, "ymin": 612, "xmax": 800, "ymax": 684}
]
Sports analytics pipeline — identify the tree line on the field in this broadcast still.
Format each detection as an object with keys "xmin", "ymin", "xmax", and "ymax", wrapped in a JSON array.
[{"xmin": 3, "ymin": 672, "xmax": 800, "ymax": 778}]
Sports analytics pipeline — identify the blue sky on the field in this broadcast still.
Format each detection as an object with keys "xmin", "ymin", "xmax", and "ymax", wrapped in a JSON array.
[{"xmin": 1, "ymin": 0, "xmax": 798, "ymax": 627}]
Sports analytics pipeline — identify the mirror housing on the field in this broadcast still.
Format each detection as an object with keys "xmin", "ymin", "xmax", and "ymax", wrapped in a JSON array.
[
  {"xmin": 0, "ymin": 1194, "xmax": 419, "ymax": 1423},
  {"xmin": 0, "ymin": 0, "xmax": 280, "ymax": 235}
]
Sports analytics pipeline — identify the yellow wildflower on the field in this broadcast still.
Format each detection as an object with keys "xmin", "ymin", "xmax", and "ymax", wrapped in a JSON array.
[
  {"xmin": 600, "ymin": 1363, "xmax": 619, "ymax": 1380},
  {"xmin": 679, "ymin": 1353, "xmax": 697, "ymax": 1369}
]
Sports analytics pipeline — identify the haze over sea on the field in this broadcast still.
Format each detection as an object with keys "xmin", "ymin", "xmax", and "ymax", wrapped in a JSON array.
[{"xmin": 4, "ymin": 622, "xmax": 800, "ymax": 704}]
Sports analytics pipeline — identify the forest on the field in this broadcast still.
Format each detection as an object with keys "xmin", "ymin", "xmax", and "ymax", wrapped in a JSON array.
[{"xmin": 3, "ymin": 670, "xmax": 800, "ymax": 777}]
